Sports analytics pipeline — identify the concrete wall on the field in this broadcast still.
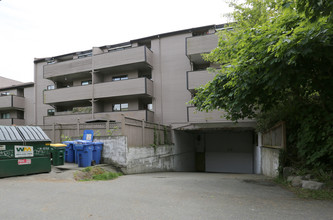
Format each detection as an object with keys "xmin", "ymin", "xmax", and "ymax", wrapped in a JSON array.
[
  {"xmin": 173, "ymin": 130, "xmax": 196, "ymax": 172},
  {"xmin": 95, "ymin": 136, "xmax": 174, "ymax": 174},
  {"xmin": 261, "ymin": 147, "xmax": 280, "ymax": 177}
]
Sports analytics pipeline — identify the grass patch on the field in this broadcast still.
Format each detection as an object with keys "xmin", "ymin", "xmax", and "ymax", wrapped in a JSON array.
[
  {"xmin": 274, "ymin": 177, "xmax": 333, "ymax": 200},
  {"xmin": 74, "ymin": 166, "xmax": 122, "ymax": 181}
]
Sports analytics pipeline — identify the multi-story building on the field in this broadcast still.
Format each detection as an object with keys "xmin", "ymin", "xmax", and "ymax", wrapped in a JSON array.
[
  {"xmin": 0, "ymin": 77, "xmax": 34, "ymax": 126},
  {"xmin": 33, "ymin": 24, "xmax": 258, "ymax": 173}
]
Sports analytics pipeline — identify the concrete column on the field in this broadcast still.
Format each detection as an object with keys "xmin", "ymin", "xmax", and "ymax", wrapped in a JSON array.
[{"xmin": 254, "ymin": 132, "xmax": 262, "ymax": 174}]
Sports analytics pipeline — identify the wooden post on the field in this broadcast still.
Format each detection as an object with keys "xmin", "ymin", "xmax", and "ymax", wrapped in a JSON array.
[
  {"xmin": 77, "ymin": 118, "xmax": 80, "ymax": 137},
  {"xmin": 121, "ymin": 114, "xmax": 126, "ymax": 136},
  {"xmin": 52, "ymin": 123, "xmax": 55, "ymax": 142},
  {"xmin": 142, "ymin": 119, "xmax": 145, "ymax": 147}
]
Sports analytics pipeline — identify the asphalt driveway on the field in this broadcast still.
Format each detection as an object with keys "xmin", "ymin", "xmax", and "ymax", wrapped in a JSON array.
[{"xmin": 0, "ymin": 167, "xmax": 332, "ymax": 220}]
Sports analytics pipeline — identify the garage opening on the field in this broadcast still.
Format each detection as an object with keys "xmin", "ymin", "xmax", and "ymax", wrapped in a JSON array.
[{"xmin": 174, "ymin": 128, "xmax": 256, "ymax": 174}]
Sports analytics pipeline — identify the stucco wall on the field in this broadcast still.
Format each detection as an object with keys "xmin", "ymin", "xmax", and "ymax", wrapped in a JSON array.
[
  {"xmin": 261, "ymin": 147, "xmax": 280, "ymax": 177},
  {"xmin": 95, "ymin": 136, "xmax": 175, "ymax": 174}
]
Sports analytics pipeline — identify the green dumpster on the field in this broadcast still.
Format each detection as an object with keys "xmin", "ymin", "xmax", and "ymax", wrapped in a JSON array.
[
  {"xmin": 0, "ymin": 126, "xmax": 51, "ymax": 178},
  {"xmin": 50, "ymin": 144, "xmax": 66, "ymax": 166}
]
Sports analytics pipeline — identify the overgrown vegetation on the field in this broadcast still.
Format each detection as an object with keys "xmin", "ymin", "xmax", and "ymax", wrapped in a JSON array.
[
  {"xmin": 190, "ymin": 0, "xmax": 333, "ymax": 173},
  {"xmin": 74, "ymin": 166, "xmax": 122, "ymax": 181}
]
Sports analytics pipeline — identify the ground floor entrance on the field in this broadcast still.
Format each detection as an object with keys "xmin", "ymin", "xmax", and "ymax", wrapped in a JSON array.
[{"xmin": 174, "ymin": 128, "xmax": 256, "ymax": 174}]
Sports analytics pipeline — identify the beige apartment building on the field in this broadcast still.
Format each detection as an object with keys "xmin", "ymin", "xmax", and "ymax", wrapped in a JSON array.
[
  {"xmin": 32, "ymin": 24, "xmax": 259, "ymax": 173},
  {"xmin": 0, "ymin": 77, "xmax": 34, "ymax": 126}
]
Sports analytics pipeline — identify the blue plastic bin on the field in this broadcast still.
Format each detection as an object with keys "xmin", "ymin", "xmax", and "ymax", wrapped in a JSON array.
[
  {"xmin": 92, "ymin": 142, "xmax": 103, "ymax": 165},
  {"xmin": 74, "ymin": 142, "xmax": 94, "ymax": 167},
  {"xmin": 63, "ymin": 141, "xmax": 75, "ymax": 163}
]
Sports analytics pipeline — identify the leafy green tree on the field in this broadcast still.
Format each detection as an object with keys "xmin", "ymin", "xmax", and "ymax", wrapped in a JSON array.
[{"xmin": 191, "ymin": 0, "xmax": 333, "ymax": 170}]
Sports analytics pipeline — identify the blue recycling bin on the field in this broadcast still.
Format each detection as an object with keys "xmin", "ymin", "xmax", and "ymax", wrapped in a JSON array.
[
  {"xmin": 63, "ymin": 141, "xmax": 75, "ymax": 163},
  {"xmin": 92, "ymin": 142, "xmax": 103, "ymax": 165},
  {"xmin": 74, "ymin": 142, "xmax": 94, "ymax": 167}
]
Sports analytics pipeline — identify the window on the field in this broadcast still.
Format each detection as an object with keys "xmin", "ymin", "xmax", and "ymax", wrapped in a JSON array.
[
  {"xmin": 112, "ymin": 75, "xmax": 128, "ymax": 81},
  {"xmin": 1, "ymin": 113, "xmax": 10, "ymax": 119},
  {"xmin": 47, "ymin": 85, "xmax": 55, "ymax": 90},
  {"xmin": 0, "ymin": 92, "xmax": 10, "ymax": 96},
  {"xmin": 147, "ymin": 104, "xmax": 153, "ymax": 111},
  {"xmin": 78, "ymin": 52, "xmax": 92, "ymax": 59},
  {"xmin": 47, "ymin": 109, "xmax": 55, "ymax": 116},
  {"xmin": 112, "ymin": 103, "xmax": 128, "ymax": 111},
  {"xmin": 81, "ymin": 80, "xmax": 92, "ymax": 86}
]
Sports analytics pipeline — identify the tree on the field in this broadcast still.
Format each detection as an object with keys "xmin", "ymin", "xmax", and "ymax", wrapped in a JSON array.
[{"xmin": 190, "ymin": 0, "xmax": 333, "ymax": 170}]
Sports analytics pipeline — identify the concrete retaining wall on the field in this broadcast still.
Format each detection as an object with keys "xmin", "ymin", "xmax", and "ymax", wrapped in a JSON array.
[
  {"xmin": 95, "ymin": 136, "xmax": 174, "ymax": 174},
  {"xmin": 261, "ymin": 147, "xmax": 280, "ymax": 177}
]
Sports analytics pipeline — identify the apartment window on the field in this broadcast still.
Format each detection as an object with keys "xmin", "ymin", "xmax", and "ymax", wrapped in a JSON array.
[
  {"xmin": 78, "ymin": 52, "xmax": 92, "ymax": 59},
  {"xmin": 1, "ymin": 113, "xmax": 10, "ymax": 119},
  {"xmin": 147, "ymin": 104, "xmax": 153, "ymax": 111},
  {"xmin": 112, "ymin": 75, "xmax": 128, "ymax": 81},
  {"xmin": 47, "ymin": 85, "xmax": 55, "ymax": 90},
  {"xmin": 81, "ymin": 80, "xmax": 92, "ymax": 86},
  {"xmin": 47, "ymin": 109, "xmax": 55, "ymax": 116},
  {"xmin": 0, "ymin": 92, "xmax": 10, "ymax": 96},
  {"xmin": 113, "ymin": 103, "xmax": 128, "ymax": 111}
]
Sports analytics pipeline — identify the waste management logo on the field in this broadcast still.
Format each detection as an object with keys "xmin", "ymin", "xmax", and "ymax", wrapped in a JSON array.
[{"xmin": 15, "ymin": 146, "xmax": 34, "ymax": 158}]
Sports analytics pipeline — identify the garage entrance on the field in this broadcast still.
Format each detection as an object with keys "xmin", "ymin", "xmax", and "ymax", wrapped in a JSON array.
[{"xmin": 174, "ymin": 128, "xmax": 255, "ymax": 174}]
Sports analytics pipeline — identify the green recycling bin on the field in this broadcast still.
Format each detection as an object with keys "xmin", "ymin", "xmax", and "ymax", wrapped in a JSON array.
[
  {"xmin": 50, "ymin": 144, "xmax": 66, "ymax": 166},
  {"xmin": 0, "ymin": 126, "xmax": 52, "ymax": 178}
]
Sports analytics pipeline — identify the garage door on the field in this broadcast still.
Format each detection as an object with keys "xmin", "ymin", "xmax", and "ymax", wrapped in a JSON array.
[{"xmin": 205, "ymin": 131, "xmax": 253, "ymax": 173}]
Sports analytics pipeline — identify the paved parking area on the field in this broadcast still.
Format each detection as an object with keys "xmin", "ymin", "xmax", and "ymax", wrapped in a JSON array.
[{"xmin": 0, "ymin": 168, "xmax": 332, "ymax": 220}]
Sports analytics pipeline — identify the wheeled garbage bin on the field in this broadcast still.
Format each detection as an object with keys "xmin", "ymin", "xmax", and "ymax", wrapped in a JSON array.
[
  {"xmin": 63, "ymin": 141, "xmax": 75, "ymax": 163},
  {"xmin": 0, "ymin": 126, "xmax": 52, "ymax": 178},
  {"xmin": 92, "ymin": 142, "xmax": 103, "ymax": 165},
  {"xmin": 50, "ymin": 144, "xmax": 66, "ymax": 166},
  {"xmin": 74, "ymin": 141, "xmax": 94, "ymax": 167}
]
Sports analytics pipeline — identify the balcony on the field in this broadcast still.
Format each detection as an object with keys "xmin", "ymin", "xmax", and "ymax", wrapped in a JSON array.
[
  {"xmin": 44, "ymin": 56, "xmax": 92, "ymax": 79},
  {"xmin": 93, "ymin": 46, "xmax": 153, "ymax": 71},
  {"xmin": 187, "ymin": 107, "xmax": 256, "ymax": 126},
  {"xmin": 0, "ymin": 95, "xmax": 25, "ymax": 110},
  {"xmin": 44, "ymin": 78, "xmax": 153, "ymax": 105},
  {"xmin": 0, "ymin": 118, "xmax": 25, "ymax": 126},
  {"xmin": 187, "ymin": 70, "xmax": 217, "ymax": 91},
  {"xmin": 186, "ymin": 34, "xmax": 218, "ymax": 64},
  {"xmin": 44, "ymin": 110, "xmax": 154, "ymax": 124},
  {"xmin": 43, "ymin": 46, "xmax": 153, "ymax": 80}
]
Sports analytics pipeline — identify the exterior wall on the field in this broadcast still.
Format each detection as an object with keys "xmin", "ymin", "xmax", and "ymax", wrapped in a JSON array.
[
  {"xmin": 173, "ymin": 130, "xmax": 196, "ymax": 172},
  {"xmin": 261, "ymin": 147, "xmax": 280, "ymax": 177},
  {"xmin": 24, "ymin": 86, "xmax": 35, "ymax": 125},
  {"xmin": 151, "ymin": 33, "xmax": 192, "ymax": 124},
  {"xmin": 96, "ymin": 136, "xmax": 174, "ymax": 174},
  {"xmin": 34, "ymin": 61, "xmax": 55, "ymax": 125}
]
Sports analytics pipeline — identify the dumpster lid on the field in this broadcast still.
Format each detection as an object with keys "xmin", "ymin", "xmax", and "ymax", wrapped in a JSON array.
[
  {"xmin": 0, "ymin": 126, "xmax": 24, "ymax": 142},
  {"xmin": 50, "ymin": 143, "xmax": 67, "ymax": 147},
  {"xmin": 16, "ymin": 126, "xmax": 51, "ymax": 142}
]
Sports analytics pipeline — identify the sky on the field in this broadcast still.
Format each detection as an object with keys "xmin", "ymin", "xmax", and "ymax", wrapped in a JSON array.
[{"xmin": 0, "ymin": 0, "xmax": 233, "ymax": 83}]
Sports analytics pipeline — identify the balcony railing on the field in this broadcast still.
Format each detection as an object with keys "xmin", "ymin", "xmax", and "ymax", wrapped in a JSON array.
[
  {"xmin": 43, "ymin": 46, "xmax": 153, "ymax": 80},
  {"xmin": 44, "ymin": 78, "xmax": 153, "ymax": 105},
  {"xmin": 0, "ymin": 95, "xmax": 25, "ymax": 110},
  {"xmin": 187, "ymin": 106, "xmax": 256, "ymax": 125},
  {"xmin": 0, "ymin": 118, "xmax": 25, "ymax": 126},
  {"xmin": 187, "ymin": 70, "xmax": 217, "ymax": 91},
  {"xmin": 186, "ymin": 34, "xmax": 218, "ymax": 63},
  {"xmin": 44, "ymin": 110, "xmax": 153, "ymax": 124}
]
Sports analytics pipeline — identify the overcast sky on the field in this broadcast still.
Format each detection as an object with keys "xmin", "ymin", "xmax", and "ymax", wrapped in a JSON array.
[{"xmin": 0, "ymin": 0, "xmax": 233, "ymax": 83}]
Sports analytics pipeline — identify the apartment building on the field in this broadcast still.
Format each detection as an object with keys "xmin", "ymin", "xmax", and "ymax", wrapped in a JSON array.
[
  {"xmin": 0, "ymin": 77, "xmax": 34, "ymax": 126},
  {"xmin": 33, "ymin": 24, "xmax": 259, "ymax": 173}
]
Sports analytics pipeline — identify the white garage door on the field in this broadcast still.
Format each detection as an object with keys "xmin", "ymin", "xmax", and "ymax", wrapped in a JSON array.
[{"xmin": 205, "ymin": 131, "xmax": 253, "ymax": 173}]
